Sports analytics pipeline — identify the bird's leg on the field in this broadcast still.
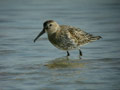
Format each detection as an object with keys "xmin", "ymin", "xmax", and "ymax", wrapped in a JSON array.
[
  {"xmin": 67, "ymin": 51, "xmax": 70, "ymax": 56},
  {"xmin": 79, "ymin": 49, "xmax": 82, "ymax": 56}
]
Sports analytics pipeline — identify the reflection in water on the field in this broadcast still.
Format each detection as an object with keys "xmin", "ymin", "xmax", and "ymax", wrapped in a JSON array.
[{"xmin": 45, "ymin": 56, "xmax": 86, "ymax": 69}]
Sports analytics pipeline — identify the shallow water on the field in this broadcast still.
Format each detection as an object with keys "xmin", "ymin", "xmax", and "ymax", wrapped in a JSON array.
[{"xmin": 0, "ymin": 0, "xmax": 120, "ymax": 90}]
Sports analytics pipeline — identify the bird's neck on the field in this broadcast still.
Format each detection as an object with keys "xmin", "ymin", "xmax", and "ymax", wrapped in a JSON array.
[{"xmin": 47, "ymin": 27, "xmax": 60, "ymax": 36}]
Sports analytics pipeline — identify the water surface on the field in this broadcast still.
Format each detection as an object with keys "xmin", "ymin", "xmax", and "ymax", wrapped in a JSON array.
[{"xmin": 0, "ymin": 0, "xmax": 120, "ymax": 90}]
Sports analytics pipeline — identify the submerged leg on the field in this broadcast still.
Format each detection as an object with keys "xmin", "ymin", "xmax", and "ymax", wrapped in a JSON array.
[
  {"xmin": 79, "ymin": 49, "xmax": 82, "ymax": 56},
  {"xmin": 67, "ymin": 51, "xmax": 70, "ymax": 56}
]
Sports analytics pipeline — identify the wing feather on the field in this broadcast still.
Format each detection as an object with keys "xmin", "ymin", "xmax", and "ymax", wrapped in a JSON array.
[{"xmin": 60, "ymin": 25, "xmax": 101, "ymax": 46}]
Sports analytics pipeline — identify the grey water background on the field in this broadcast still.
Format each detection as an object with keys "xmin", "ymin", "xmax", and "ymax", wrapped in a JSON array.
[{"xmin": 0, "ymin": 0, "xmax": 120, "ymax": 90}]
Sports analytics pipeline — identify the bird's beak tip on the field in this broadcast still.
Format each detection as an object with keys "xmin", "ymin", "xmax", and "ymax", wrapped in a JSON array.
[
  {"xmin": 33, "ymin": 29, "xmax": 45, "ymax": 43},
  {"xmin": 33, "ymin": 38, "xmax": 37, "ymax": 43}
]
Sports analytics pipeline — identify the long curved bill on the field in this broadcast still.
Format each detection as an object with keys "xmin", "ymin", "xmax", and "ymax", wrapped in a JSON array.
[{"xmin": 34, "ymin": 29, "xmax": 45, "ymax": 43}]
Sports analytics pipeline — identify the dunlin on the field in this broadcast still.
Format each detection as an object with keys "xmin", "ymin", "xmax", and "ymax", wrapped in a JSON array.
[{"xmin": 34, "ymin": 20, "xmax": 102, "ymax": 56}]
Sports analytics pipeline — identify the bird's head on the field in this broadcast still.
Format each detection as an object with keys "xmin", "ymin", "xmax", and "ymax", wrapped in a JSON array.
[
  {"xmin": 34, "ymin": 20, "xmax": 60, "ymax": 42},
  {"xmin": 43, "ymin": 20, "xmax": 60, "ymax": 34}
]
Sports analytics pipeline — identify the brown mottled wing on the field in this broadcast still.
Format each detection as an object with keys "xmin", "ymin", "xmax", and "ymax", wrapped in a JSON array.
[{"xmin": 67, "ymin": 26, "xmax": 100, "ymax": 46}]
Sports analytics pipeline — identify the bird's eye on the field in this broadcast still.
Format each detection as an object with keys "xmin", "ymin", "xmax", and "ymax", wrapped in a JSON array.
[{"xmin": 49, "ymin": 24, "xmax": 52, "ymax": 26}]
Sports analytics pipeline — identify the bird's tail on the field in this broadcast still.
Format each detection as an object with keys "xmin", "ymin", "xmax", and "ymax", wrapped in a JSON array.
[
  {"xmin": 95, "ymin": 36, "xmax": 102, "ymax": 40},
  {"xmin": 91, "ymin": 36, "xmax": 102, "ymax": 41}
]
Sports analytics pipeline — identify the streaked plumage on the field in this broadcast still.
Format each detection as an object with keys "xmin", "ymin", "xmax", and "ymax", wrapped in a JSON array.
[{"xmin": 34, "ymin": 20, "xmax": 102, "ymax": 56}]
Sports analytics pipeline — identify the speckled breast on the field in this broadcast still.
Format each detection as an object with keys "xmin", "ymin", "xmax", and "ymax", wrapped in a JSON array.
[{"xmin": 48, "ymin": 33, "xmax": 78, "ymax": 50}]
